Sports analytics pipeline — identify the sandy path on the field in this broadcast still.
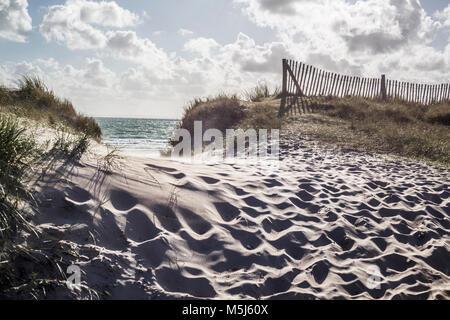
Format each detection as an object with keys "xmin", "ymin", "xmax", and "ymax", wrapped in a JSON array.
[{"xmin": 31, "ymin": 136, "xmax": 449, "ymax": 300}]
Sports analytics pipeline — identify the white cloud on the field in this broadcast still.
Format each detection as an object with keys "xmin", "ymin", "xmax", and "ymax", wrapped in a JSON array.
[
  {"xmin": 39, "ymin": 1, "xmax": 172, "ymax": 77},
  {"xmin": 177, "ymin": 32, "xmax": 292, "ymax": 97},
  {"xmin": 40, "ymin": 0, "xmax": 141, "ymax": 49},
  {"xmin": 342, "ymin": 0, "xmax": 439, "ymax": 54},
  {"xmin": 0, "ymin": 31, "xmax": 289, "ymax": 117},
  {"xmin": 236, "ymin": 0, "xmax": 439, "ymax": 53},
  {"xmin": 235, "ymin": 0, "xmax": 449, "ymax": 82},
  {"xmin": 184, "ymin": 37, "xmax": 220, "ymax": 57},
  {"xmin": 184, "ymin": 33, "xmax": 292, "ymax": 74},
  {"xmin": 0, "ymin": 0, "xmax": 32, "ymax": 42},
  {"xmin": 14, "ymin": 61, "xmax": 42, "ymax": 76},
  {"xmin": 256, "ymin": 0, "xmax": 300, "ymax": 15},
  {"xmin": 106, "ymin": 31, "xmax": 168, "ymax": 66},
  {"xmin": 76, "ymin": 0, "xmax": 140, "ymax": 27},
  {"xmin": 178, "ymin": 28, "xmax": 194, "ymax": 36},
  {"xmin": 0, "ymin": 58, "xmax": 136, "ymax": 116},
  {"xmin": 6, "ymin": 0, "xmax": 447, "ymax": 119},
  {"xmin": 83, "ymin": 58, "xmax": 116, "ymax": 87},
  {"xmin": 435, "ymin": 5, "xmax": 450, "ymax": 27},
  {"xmin": 35, "ymin": 58, "xmax": 60, "ymax": 70}
]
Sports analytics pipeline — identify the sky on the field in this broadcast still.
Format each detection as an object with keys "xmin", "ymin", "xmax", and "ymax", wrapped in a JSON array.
[{"xmin": 0, "ymin": 0, "xmax": 449, "ymax": 119}]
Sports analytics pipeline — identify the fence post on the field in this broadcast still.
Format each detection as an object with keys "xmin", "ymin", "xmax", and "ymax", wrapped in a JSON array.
[
  {"xmin": 279, "ymin": 59, "xmax": 287, "ymax": 117},
  {"xmin": 380, "ymin": 74, "xmax": 387, "ymax": 100}
]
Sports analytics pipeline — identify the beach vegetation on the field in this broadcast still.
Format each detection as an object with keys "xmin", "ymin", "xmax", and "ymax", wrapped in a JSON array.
[
  {"xmin": 173, "ymin": 86, "xmax": 282, "ymax": 147},
  {"xmin": 0, "ymin": 76, "xmax": 101, "ymax": 140},
  {"xmin": 171, "ymin": 94, "xmax": 246, "ymax": 146},
  {"xmin": 289, "ymin": 96, "xmax": 450, "ymax": 166},
  {"xmin": 0, "ymin": 82, "xmax": 97, "ymax": 298},
  {"xmin": 51, "ymin": 128, "xmax": 91, "ymax": 160},
  {"xmin": 244, "ymin": 83, "xmax": 280, "ymax": 102}
]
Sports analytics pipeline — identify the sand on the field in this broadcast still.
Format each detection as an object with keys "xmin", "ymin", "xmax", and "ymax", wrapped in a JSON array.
[{"xmin": 29, "ymin": 130, "xmax": 449, "ymax": 300}]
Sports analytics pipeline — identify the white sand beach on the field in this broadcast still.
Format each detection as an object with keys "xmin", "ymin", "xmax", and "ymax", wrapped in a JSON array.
[
  {"xmin": 1, "ymin": 0, "xmax": 449, "ymax": 304},
  {"xmin": 30, "ymin": 130, "xmax": 449, "ymax": 300}
]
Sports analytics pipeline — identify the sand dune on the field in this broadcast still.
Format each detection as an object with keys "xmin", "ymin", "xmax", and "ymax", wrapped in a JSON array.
[{"xmin": 32, "ymin": 134, "xmax": 449, "ymax": 300}]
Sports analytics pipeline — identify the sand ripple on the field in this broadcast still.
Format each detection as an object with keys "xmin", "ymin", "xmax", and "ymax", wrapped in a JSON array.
[{"xmin": 34, "ymin": 138, "xmax": 449, "ymax": 299}]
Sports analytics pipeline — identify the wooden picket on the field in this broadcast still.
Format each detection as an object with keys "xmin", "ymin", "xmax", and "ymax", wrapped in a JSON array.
[{"xmin": 279, "ymin": 59, "xmax": 450, "ymax": 117}]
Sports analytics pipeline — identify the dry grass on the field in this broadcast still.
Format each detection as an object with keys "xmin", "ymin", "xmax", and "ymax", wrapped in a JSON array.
[
  {"xmin": 424, "ymin": 103, "xmax": 450, "ymax": 126},
  {"xmin": 171, "ymin": 94, "xmax": 246, "ymax": 146},
  {"xmin": 171, "ymin": 87, "xmax": 284, "ymax": 151},
  {"xmin": 0, "ymin": 110, "xmax": 94, "ymax": 299},
  {"xmin": 287, "ymin": 96, "xmax": 450, "ymax": 166},
  {"xmin": 244, "ymin": 83, "xmax": 280, "ymax": 102},
  {"xmin": 240, "ymin": 102, "xmax": 282, "ymax": 131},
  {"xmin": 0, "ymin": 76, "xmax": 102, "ymax": 140}
]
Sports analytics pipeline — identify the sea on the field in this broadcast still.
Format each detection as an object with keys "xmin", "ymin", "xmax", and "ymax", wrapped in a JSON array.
[{"xmin": 95, "ymin": 117, "xmax": 179, "ymax": 157}]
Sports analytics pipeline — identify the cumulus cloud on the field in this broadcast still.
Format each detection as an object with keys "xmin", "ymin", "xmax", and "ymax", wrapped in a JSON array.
[
  {"xmin": 105, "ymin": 30, "xmax": 173, "ymax": 75},
  {"xmin": 184, "ymin": 33, "xmax": 293, "ymax": 74},
  {"xmin": 83, "ymin": 58, "xmax": 116, "ymax": 87},
  {"xmin": 176, "ymin": 32, "xmax": 292, "ymax": 99},
  {"xmin": 76, "ymin": 0, "xmax": 140, "ymax": 27},
  {"xmin": 6, "ymin": 0, "xmax": 447, "ymax": 118},
  {"xmin": 184, "ymin": 37, "xmax": 220, "ymax": 57},
  {"xmin": 0, "ymin": 0, "xmax": 32, "ymax": 42},
  {"xmin": 0, "ymin": 58, "xmax": 141, "ymax": 116},
  {"xmin": 35, "ymin": 58, "xmax": 60, "ymax": 70},
  {"xmin": 435, "ymin": 5, "xmax": 450, "ymax": 27},
  {"xmin": 0, "ymin": 30, "xmax": 291, "ymax": 117},
  {"xmin": 257, "ymin": 0, "xmax": 301, "ymax": 15},
  {"xmin": 236, "ymin": 0, "xmax": 438, "ymax": 53},
  {"xmin": 235, "ymin": 0, "xmax": 449, "ymax": 81},
  {"xmin": 340, "ymin": 0, "xmax": 439, "ymax": 54},
  {"xmin": 14, "ymin": 61, "xmax": 42, "ymax": 76},
  {"xmin": 39, "ymin": 0, "xmax": 173, "ymax": 77},
  {"xmin": 40, "ymin": 0, "xmax": 141, "ymax": 49}
]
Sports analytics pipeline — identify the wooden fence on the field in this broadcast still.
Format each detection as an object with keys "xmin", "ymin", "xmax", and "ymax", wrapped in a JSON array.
[{"xmin": 279, "ymin": 58, "xmax": 450, "ymax": 116}]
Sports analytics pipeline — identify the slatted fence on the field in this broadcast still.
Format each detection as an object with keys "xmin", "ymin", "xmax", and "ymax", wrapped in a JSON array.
[{"xmin": 279, "ymin": 59, "xmax": 450, "ymax": 117}]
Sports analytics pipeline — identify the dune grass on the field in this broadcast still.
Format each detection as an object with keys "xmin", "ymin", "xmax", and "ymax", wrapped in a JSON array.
[
  {"xmin": 288, "ymin": 96, "xmax": 450, "ymax": 166},
  {"xmin": 97, "ymin": 146, "xmax": 123, "ymax": 174},
  {"xmin": 0, "ymin": 116, "xmax": 37, "ymax": 202},
  {"xmin": 172, "ymin": 86, "xmax": 282, "ymax": 148},
  {"xmin": 171, "ymin": 85, "xmax": 448, "ymax": 165},
  {"xmin": 171, "ymin": 94, "xmax": 246, "ymax": 146},
  {"xmin": 244, "ymin": 83, "xmax": 280, "ymax": 102},
  {"xmin": 51, "ymin": 128, "xmax": 91, "ymax": 160},
  {"xmin": 0, "ymin": 77, "xmax": 101, "ymax": 140},
  {"xmin": 0, "ymin": 112, "xmax": 94, "ymax": 299},
  {"xmin": 239, "ymin": 102, "xmax": 282, "ymax": 131},
  {"xmin": 0, "ymin": 114, "xmax": 42, "ymax": 297},
  {"xmin": 0, "ymin": 78, "xmax": 104, "ymax": 298}
]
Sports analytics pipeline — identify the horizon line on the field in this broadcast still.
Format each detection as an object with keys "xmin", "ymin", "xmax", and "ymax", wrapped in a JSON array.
[{"xmin": 94, "ymin": 116, "xmax": 180, "ymax": 121}]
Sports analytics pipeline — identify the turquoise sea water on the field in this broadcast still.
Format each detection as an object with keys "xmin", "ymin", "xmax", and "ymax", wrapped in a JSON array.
[{"xmin": 95, "ymin": 117, "xmax": 179, "ymax": 156}]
